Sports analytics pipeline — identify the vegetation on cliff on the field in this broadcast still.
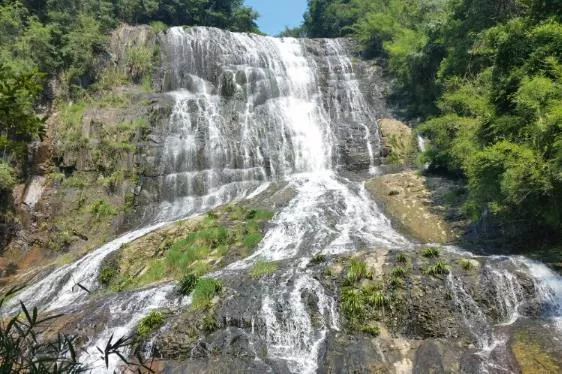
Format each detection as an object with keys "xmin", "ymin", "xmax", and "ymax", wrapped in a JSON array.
[
  {"xmin": 299, "ymin": 0, "xmax": 562, "ymax": 240},
  {"xmin": 0, "ymin": 0, "xmax": 259, "ymax": 172},
  {"xmin": 98, "ymin": 205, "xmax": 273, "ymax": 292}
]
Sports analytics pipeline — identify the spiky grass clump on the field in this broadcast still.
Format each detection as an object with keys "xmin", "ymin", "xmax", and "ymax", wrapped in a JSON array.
[
  {"xmin": 192, "ymin": 278, "xmax": 222, "ymax": 309},
  {"xmin": 365, "ymin": 290, "xmax": 388, "ymax": 309},
  {"xmin": 391, "ymin": 266, "xmax": 406, "ymax": 278},
  {"xmin": 422, "ymin": 247, "xmax": 441, "ymax": 258},
  {"xmin": 136, "ymin": 311, "xmax": 165, "ymax": 337},
  {"xmin": 396, "ymin": 253, "xmax": 408, "ymax": 264},
  {"xmin": 424, "ymin": 260, "xmax": 450, "ymax": 276},
  {"xmin": 341, "ymin": 287, "xmax": 364, "ymax": 318},
  {"xmin": 346, "ymin": 259, "xmax": 370, "ymax": 283},
  {"xmin": 176, "ymin": 274, "xmax": 199, "ymax": 295}
]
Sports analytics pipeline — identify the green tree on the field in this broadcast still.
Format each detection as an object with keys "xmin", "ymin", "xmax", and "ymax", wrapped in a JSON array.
[{"xmin": 0, "ymin": 63, "xmax": 44, "ymax": 163}]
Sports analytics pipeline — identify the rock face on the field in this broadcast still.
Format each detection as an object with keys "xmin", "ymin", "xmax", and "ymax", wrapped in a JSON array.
[
  {"xmin": 119, "ymin": 248, "xmax": 552, "ymax": 374},
  {"xmin": 131, "ymin": 27, "xmax": 389, "ymax": 223},
  {"xmin": 365, "ymin": 171, "xmax": 466, "ymax": 244},
  {"xmin": 378, "ymin": 118, "xmax": 415, "ymax": 165}
]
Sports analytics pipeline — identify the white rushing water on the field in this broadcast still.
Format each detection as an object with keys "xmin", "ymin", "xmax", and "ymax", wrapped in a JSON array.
[{"xmin": 3, "ymin": 26, "xmax": 562, "ymax": 374}]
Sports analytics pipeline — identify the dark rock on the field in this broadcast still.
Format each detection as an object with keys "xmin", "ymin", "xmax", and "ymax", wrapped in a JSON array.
[{"xmin": 413, "ymin": 341, "xmax": 445, "ymax": 374}]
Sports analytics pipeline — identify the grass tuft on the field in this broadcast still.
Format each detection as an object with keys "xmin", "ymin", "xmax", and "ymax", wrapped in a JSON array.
[
  {"xmin": 136, "ymin": 311, "xmax": 165, "ymax": 337},
  {"xmin": 460, "ymin": 258, "xmax": 475, "ymax": 271},
  {"xmin": 192, "ymin": 278, "xmax": 222, "ymax": 309},
  {"xmin": 421, "ymin": 247, "xmax": 441, "ymax": 258},
  {"xmin": 424, "ymin": 260, "xmax": 450, "ymax": 276},
  {"xmin": 249, "ymin": 260, "xmax": 279, "ymax": 278},
  {"xmin": 391, "ymin": 266, "xmax": 406, "ymax": 278},
  {"xmin": 346, "ymin": 259, "xmax": 370, "ymax": 283},
  {"xmin": 176, "ymin": 274, "xmax": 199, "ymax": 296},
  {"xmin": 396, "ymin": 252, "xmax": 408, "ymax": 263},
  {"xmin": 341, "ymin": 287, "xmax": 364, "ymax": 318},
  {"xmin": 365, "ymin": 290, "xmax": 388, "ymax": 309}
]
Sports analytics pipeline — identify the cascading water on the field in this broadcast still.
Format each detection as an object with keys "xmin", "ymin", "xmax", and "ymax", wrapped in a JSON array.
[{"xmin": 3, "ymin": 26, "xmax": 562, "ymax": 373}]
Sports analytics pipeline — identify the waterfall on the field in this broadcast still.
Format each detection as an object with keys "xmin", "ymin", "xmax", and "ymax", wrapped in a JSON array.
[{"xmin": 3, "ymin": 26, "xmax": 562, "ymax": 374}]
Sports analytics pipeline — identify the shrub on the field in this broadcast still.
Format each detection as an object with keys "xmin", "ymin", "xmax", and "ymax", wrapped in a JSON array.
[
  {"xmin": 99, "ymin": 266, "xmax": 117, "ymax": 286},
  {"xmin": 136, "ymin": 310, "xmax": 165, "ymax": 337},
  {"xmin": 89, "ymin": 200, "xmax": 117, "ymax": 221},
  {"xmin": 0, "ymin": 162, "xmax": 15, "ymax": 191},
  {"xmin": 0, "ymin": 286, "xmax": 85, "ymax": 372},
  {"xmin": 422, "ymin": 247, "xmax": 441, "ymax": 258},
  {"xmin": 176, "ymin": 274, "xmax": 199, "ymax": 295},
  {"xmin": 150, "ymin": 21, "xmax": 168, "ymax": 33},
  {"xmin": 249, "ymin": 260, "xmax": 278, "ymax": 278},
  {"xmin": 192, "ymin": 278, "xmax": 222, "ymax": 309}
]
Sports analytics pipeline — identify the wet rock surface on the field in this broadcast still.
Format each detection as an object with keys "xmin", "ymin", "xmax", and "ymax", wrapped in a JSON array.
[
  {"xmin": 365, "ymin": 171, "xmax": 466, "ymax": 244},
  {"xmin": 106, "ymin": 247, "xmax": 552, "ymax": 373}
]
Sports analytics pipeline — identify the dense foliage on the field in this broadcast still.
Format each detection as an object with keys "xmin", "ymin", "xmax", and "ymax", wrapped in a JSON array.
[
  {"xmin": 0, "ymin": 0, "xmax": 259, "ymax": 170},
  {"xmin": 301, "ymin": 0, "xmax": 562, "ymax": 237}
]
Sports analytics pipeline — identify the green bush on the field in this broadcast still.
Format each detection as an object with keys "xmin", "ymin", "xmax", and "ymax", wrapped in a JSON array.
[
  {"xmin": 150, "ymin": 21, "xmax": 168, "ymax": 33},
  {"xmin": 88, "ymin": 200, "xmax": 117, "ymax": 221},
  {"xmin": 99, "ymin": 266, "xmax": 117, "ymax": 286},
  {"xmin": 136, "ymin": 310, "xmax": 165, "ymax": 337},
  {"xmin": 0, "ymin": 162, "xmax": 15, "ymax": 191},
  {"xmin": 249, "ymin": 260, "xmax": 278, "ymax": 278}
]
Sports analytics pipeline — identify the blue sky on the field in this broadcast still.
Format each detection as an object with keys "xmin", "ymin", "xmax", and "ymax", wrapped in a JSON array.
[{"xmin": 245, "ymin": 0, "xmax": 307, "ymax": 36}]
